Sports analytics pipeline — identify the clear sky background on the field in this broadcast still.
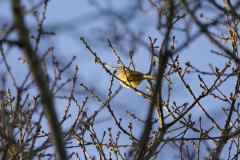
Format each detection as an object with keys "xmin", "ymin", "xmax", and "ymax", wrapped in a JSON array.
[{"xmin": 0, "ymin": 0, "xmax": 238, "ymax": 159}]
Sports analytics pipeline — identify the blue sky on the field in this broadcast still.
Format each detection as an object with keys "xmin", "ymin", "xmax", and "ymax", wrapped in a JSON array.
[{"xmin": 0, "ymin": 0, "xmax": 238, "ymax": 159}]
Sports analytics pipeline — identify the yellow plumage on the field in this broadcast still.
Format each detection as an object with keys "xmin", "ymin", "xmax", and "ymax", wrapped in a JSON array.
[{"xmin": 116, "ymin": 69, "xmax": 155, "ymax": 88}]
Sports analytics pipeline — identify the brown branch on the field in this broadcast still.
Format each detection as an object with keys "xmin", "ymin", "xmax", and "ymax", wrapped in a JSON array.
[{"xmin": 10, "ymin": 1, "xmax": 67, "ymax": 159}]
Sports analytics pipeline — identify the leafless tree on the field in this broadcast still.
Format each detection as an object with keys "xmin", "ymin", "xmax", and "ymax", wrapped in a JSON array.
[{"xmin": 0, "ymin": 0, "xmax": 240, "ymax": 160}]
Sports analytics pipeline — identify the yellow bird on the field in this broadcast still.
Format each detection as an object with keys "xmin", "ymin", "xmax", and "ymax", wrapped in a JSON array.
[{"xmin": 116, "ymin": 69, "xmax": 155, "ymax": 88}]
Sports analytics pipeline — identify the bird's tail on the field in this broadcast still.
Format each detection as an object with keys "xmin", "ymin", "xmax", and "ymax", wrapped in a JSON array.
[{"xmin": 143, "ymin": 75, "xmax": 155, "ymax": 79}]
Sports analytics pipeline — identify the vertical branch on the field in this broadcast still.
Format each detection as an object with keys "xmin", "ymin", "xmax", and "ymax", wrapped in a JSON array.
[{"xmin": 10, "ymin": 1, "xmax": 67, "ymax": 159}]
